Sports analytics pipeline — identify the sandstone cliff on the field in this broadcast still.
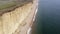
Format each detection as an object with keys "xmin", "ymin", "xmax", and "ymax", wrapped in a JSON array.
[{"xmin": 0, "ymin": 0, "xmax": 38, "ymax": 34}]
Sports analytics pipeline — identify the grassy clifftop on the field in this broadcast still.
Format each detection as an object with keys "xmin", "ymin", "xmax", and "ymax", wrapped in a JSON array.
[
  {"xmin": 0, "ymin": 1, "xmax": 16, "ymax": 10},
  {"xmin": 0, "ymin": 0, "xmax": 33, "ymax": 15},
  {"xmin": 0, "ymin": 0, "xmax": 33, "ymax": 10}
]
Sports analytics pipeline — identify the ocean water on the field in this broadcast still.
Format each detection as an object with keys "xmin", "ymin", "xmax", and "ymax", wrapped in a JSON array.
[{"xmin": 32, "ymin": 0, "xmax": 60, "ymax": 34}]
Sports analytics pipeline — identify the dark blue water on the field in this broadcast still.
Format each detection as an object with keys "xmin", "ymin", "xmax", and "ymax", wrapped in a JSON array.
[{"xmin": 32, "ymin": 0, "xmax": 60, "ymax": 34}]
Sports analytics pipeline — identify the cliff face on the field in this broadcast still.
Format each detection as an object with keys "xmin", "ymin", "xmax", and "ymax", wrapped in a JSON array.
[{"xmin": 0, "ymin": 0, "xmax": 38, "ymax": 34}]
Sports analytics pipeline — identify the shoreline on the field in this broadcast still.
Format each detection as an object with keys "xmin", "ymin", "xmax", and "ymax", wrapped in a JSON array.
[
  {"xmin": 27, "ymin": 8, "xmax": 38, "ymax": 34},
  {"xmin": 27, "ymin": 0, "xmax": 38, "ymax": 34}
]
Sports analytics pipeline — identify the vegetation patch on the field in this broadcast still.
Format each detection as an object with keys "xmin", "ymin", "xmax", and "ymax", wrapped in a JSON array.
[{"xmin": 0, "ymin": 1, "xmax": 17, "ymax": 10}]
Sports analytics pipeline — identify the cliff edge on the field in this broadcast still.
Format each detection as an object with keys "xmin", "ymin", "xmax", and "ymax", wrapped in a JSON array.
[{"xmin": 0, "ymin": 0, "xmax": 33, "ymax": 15}]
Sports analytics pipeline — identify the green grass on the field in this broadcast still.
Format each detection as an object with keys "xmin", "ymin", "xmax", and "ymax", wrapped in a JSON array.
[
  {"xmin": 0, "ymin": 1, "xmax": 17, "ymax": 10},
  {"xmin": 0, "ymin": 0, "xmax": 33, "ymax": 10}
]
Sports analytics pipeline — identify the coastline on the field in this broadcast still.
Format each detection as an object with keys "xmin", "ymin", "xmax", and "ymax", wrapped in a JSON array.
[
  {"xmin": 27, "ymin": 8, "xmax": 38, "ymax": 34},
  {"xmin": 27, "ymin": 0, "xmax": 38, "ymax": 34}
]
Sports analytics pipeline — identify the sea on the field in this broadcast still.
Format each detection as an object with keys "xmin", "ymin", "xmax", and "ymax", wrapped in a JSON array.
[{"xmin": 31, "ymin": 0, "xmax": 60, "ymax": 34}]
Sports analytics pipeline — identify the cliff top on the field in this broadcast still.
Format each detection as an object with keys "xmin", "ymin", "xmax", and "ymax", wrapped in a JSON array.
[
  {"xmin": 0, "ymin": 0, "xmax": 33, "ymax": 15},
  {"xmin": 0, "ymin": 0, "xmax": 33, "ymax": 9}
]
